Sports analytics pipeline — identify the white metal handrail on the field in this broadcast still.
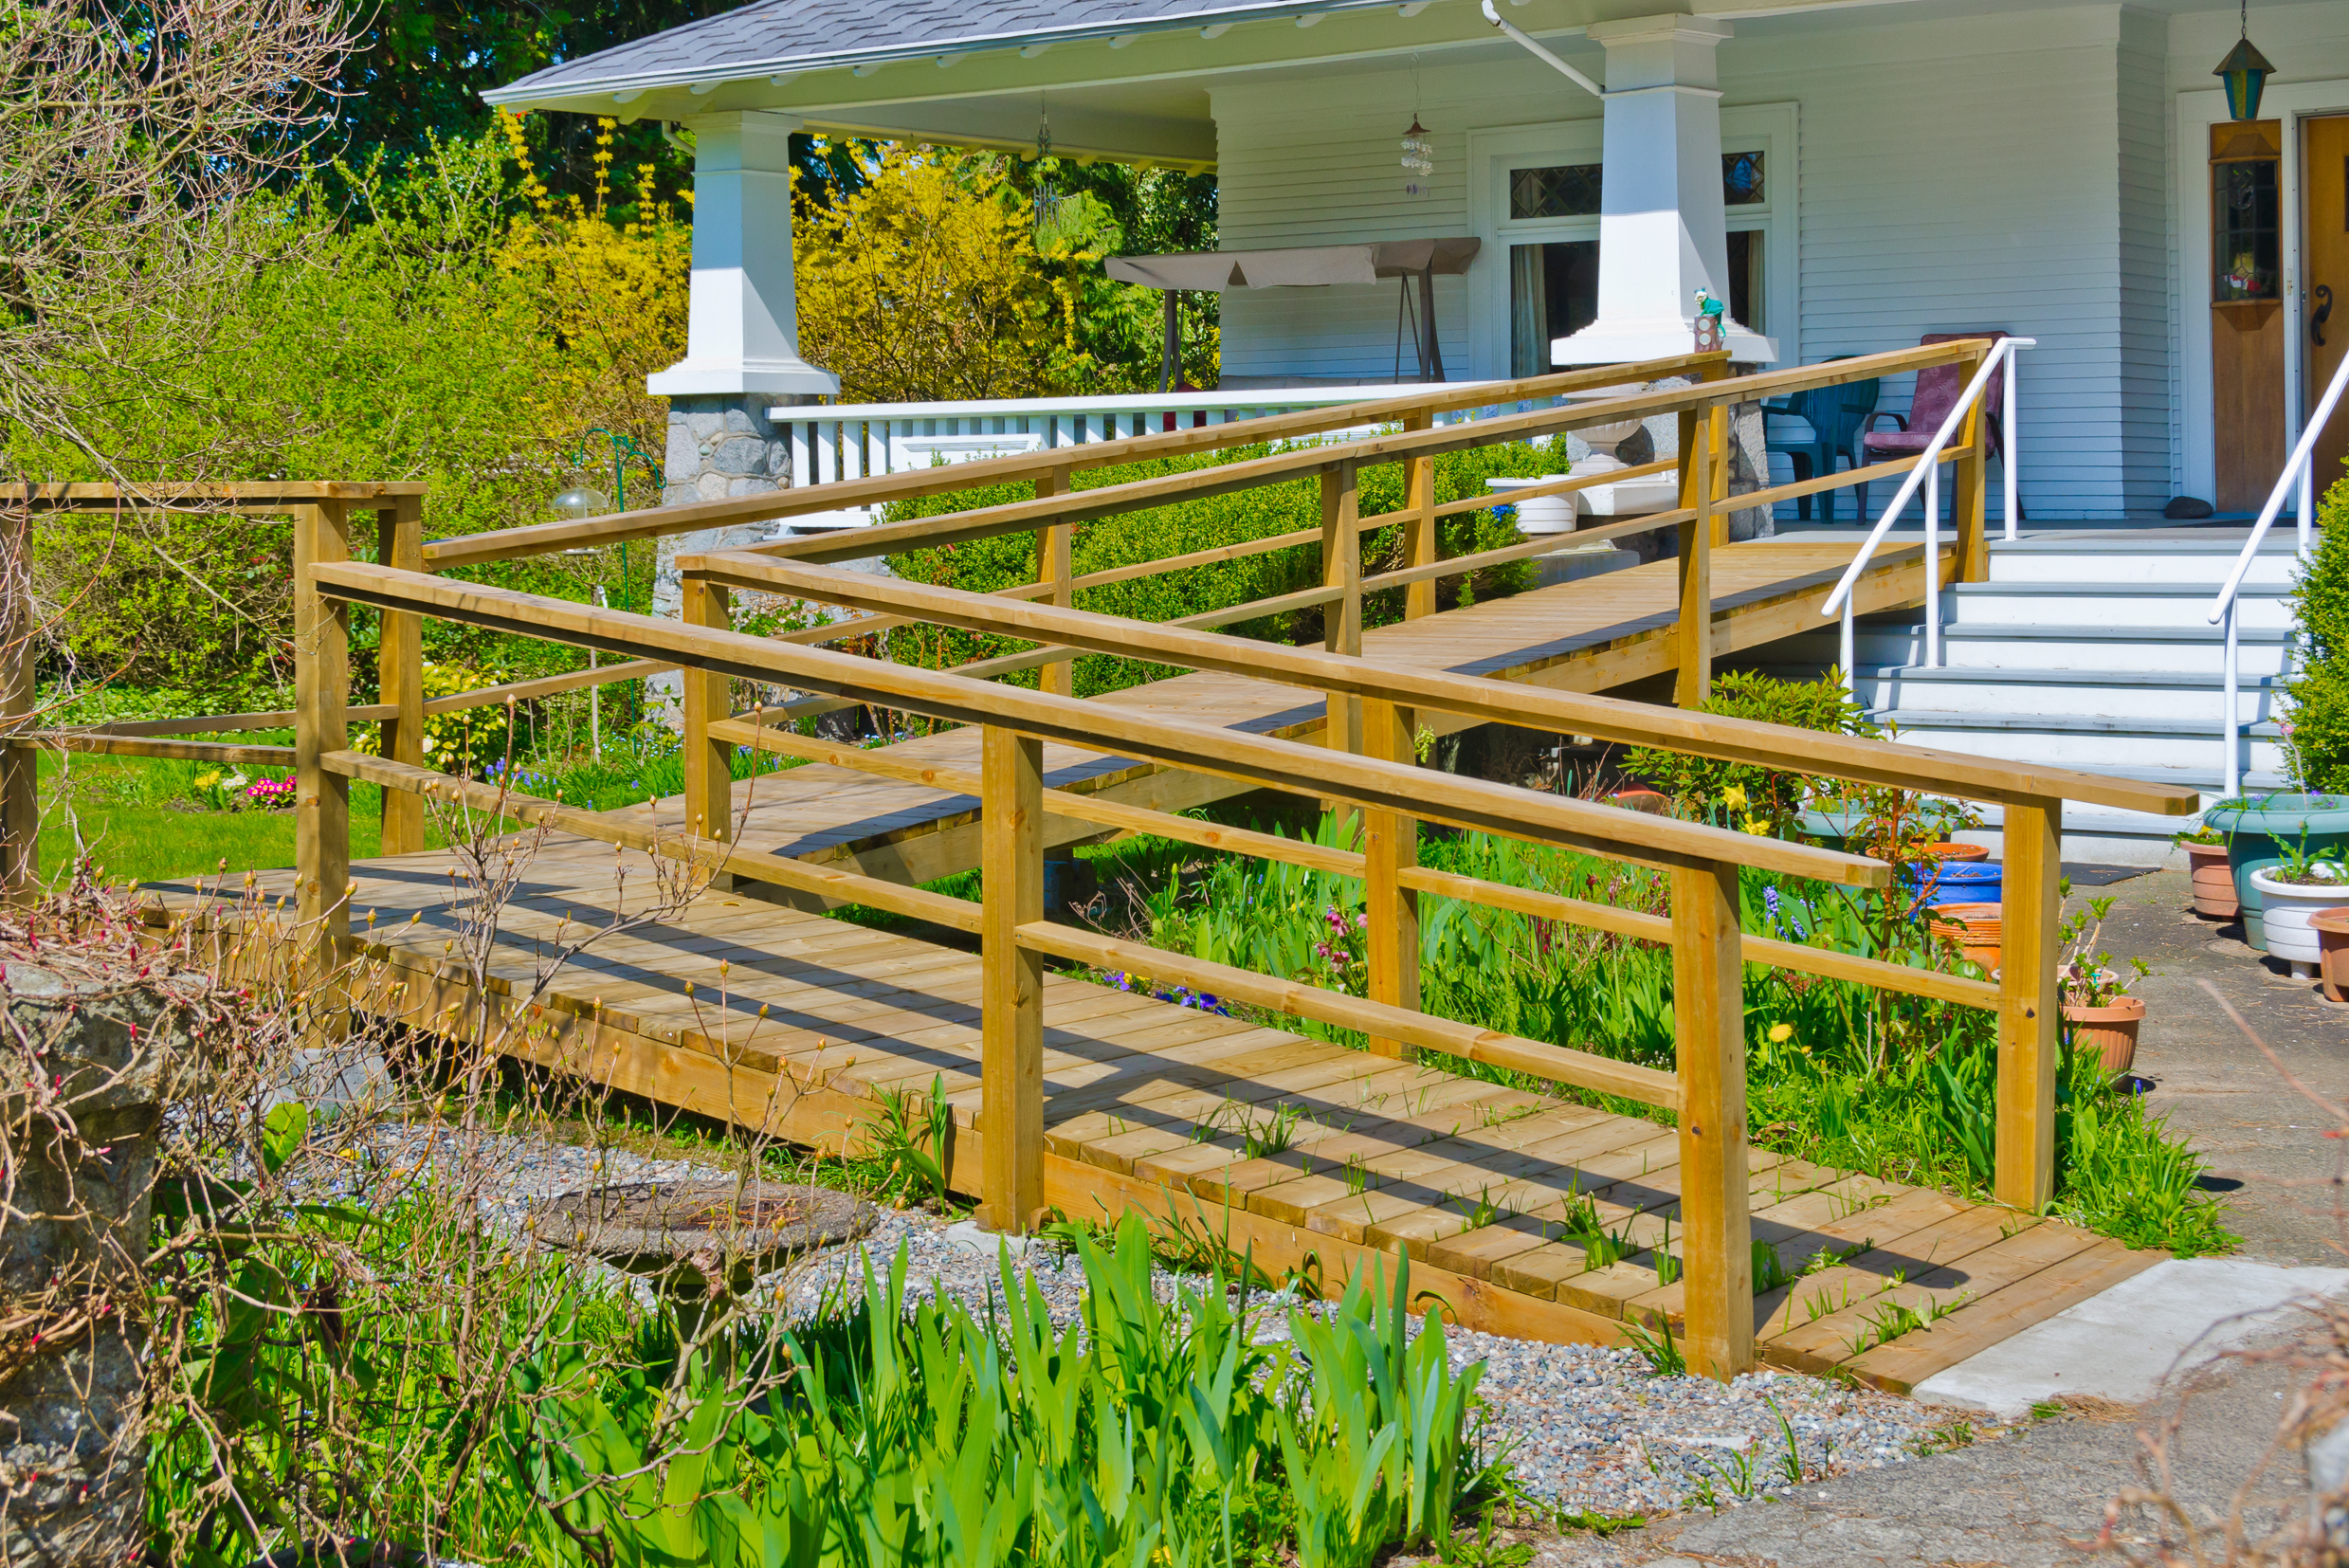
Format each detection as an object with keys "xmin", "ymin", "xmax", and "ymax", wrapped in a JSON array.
[
  {"xmin": 2207, "ymin": 345, "xmax": 2349, "ymax": 799},
  {"xmin": 1819, "ymin": 337, "xmax": 2034, "ymax": 690}
]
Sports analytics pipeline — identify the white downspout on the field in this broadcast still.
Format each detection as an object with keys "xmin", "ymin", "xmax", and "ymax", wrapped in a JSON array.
[{"xmin": 1481, "ymin": 0, "xmax": 1607, "ymax": 99}]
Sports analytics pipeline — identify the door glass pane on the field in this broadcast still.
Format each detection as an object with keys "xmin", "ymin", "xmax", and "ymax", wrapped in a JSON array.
[
  {"xmin": 1510, "ymin": 164, "xmax": 1602, "ymax": 219},
  {"xmin": 1726, "ymin": 229, "xmax": 1762, "ymax": 331},
  {"xmin": 2213, "ymin": 158, "xmax": 2281, "ymax": 301},
  {"xmin": 1723, "ymin": 151, "xmax": 1765, "ymax": 206},
  {"xmin": 1509, "ymin": 241, "xmax": 1599, "ymax": 372}
]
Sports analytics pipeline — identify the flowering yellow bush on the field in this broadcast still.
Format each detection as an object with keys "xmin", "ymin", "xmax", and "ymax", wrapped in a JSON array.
[{"xmin": 496, "ymin": 112, "xmax": 684, "ymax": 501}]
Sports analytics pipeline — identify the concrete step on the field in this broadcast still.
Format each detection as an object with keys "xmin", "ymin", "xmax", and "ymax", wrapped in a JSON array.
[
  {"xmin": 1849, "ymin": 664, "xmax": 2284, "ymax": 722},
  {"xmin": 1883, "ymin": 710, "xmax": 2281, "ymax": 776},
  {"xmin": 1983, "ymin": 535, "xmax": 2302, "ymax": 586},
  {"xmin": 1752, "ymin": 622, "xmax": 2293, "ymax": 676},
  {"xmin": 1944, "ymin": 581, "xmax": 2295, "ymax": 631},
  {"xmin": 1933, "ymin": 624, "xmax": 2293, "ymax": 675}
]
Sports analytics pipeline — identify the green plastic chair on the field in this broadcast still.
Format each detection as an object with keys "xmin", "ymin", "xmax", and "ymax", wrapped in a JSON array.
[{"xmin": 1762, "ymin": 362, "xmax": 1881, "ymax": 521}]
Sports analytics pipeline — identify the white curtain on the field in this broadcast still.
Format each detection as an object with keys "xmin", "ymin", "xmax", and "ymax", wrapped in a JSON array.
[{"xmin": 1509, "ymin": 245, "xmax": 1549, "ymax": 378}]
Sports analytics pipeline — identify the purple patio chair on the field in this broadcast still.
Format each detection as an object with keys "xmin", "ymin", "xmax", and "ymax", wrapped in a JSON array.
[{"xmin": 1855, "ymin": 331, "xmax": 2020, "ymax": 521}]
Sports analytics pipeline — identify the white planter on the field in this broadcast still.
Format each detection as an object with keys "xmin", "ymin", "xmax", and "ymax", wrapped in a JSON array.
[
  {"xmin": 2250, "ymin": 866, "xmax": 2348, "ymax": 977},
  {"xmin": 1486, "ymin": 475, "xmax": 1578, "ymax": 535}
]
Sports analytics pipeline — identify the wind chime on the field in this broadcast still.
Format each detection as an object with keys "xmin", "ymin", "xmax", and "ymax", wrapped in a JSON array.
[{"xmin": 1031, "ymin": 100, "xmax": 1082, "ymax": 250}]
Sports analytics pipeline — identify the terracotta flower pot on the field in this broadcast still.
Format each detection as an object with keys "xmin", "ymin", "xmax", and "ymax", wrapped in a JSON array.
[
  {"xmin": 1927, "ymin": 902, "xmax": 2002, "ymax": 973},
  {"xmin": 1611, "ymin": 790, "xmax": 1669, "ymax": 815},
  {"xmin": 2312, "ymin": 907, "xmax": 2349, "ymax": 1004},
  {"xmin": 2183, "ymin": 841, "xmax": 2238, "ymax": 920},
  {"xmin": 2064, "ymin": 994, "xmax": 2147, "ymax": 1079},
  {"xmin": 1923, "ymin": 842, "xmax": 1991, "ymax": 864}
]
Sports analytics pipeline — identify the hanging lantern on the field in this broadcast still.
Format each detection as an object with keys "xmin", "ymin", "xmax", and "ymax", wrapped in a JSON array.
[
  {"xmin": 1400, "ymin": 117, "xmax": 1433, "ymax": 200},
  {"xmin": 2213, "ymin": 0, "xmax": 2274, "ymax": 122}
]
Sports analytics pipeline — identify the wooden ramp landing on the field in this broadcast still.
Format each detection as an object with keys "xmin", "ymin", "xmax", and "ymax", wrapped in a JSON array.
[
  {"xmin": 640, "ymin": 535, "xmax": 1941, "ymax": 892},
  {"xmin": 153, "ymin": 818, "xmax": 2159, "ymax": 1395}
]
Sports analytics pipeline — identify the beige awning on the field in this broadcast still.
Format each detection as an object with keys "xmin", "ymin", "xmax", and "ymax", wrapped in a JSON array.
[{"xmin": 1106, "ymin": 238, "xmax": 1481, "ymax": 292}]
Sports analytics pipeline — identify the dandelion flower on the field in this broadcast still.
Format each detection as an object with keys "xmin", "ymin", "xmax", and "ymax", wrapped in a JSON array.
[{"xmin": 1768, "ymin": 1022, "xmax": 1794, "ymax": 1044}]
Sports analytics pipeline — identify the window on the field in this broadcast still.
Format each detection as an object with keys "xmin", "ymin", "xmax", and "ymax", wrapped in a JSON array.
[
  {"xmin": 1723, "ymin": 151, "xmax": 1765, "ymax": 206},
  {"xmin": 1510, "ymin": 163, "xmax": 1602, "ymax": 220},
  {"xmin": 1726, "ymin": 228, "xmax": 1763, "ymax": 333},
  {"xmin": 2212, "ymin": 156, "xmax": 2280, "ymax": 301},
  {"xmin": 1508, "ymin": 240, "xmax": 1599, "ymax": 375}
]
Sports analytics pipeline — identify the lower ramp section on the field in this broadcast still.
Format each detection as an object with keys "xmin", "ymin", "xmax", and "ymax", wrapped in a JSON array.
[{"xmin": 147, "ymin": 824, "xmax": 2157, "ymax": 1392}]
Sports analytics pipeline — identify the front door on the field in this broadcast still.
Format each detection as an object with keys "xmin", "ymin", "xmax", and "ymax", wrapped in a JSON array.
[
  {"xmin": 2306, "ymin": 115, "xmax": 2349, "ymax": 498},
  {"xmin": 2212, "ymin": 119, "xmax": 2286, "ymax": 514}
]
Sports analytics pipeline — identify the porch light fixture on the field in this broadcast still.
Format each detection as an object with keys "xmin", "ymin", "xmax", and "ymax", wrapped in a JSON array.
[{"xmin": 2213, "ymin": 0, "xmax": 2274, "ymax": 122}]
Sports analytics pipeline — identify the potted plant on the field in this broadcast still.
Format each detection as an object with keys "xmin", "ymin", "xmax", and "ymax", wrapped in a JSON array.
[
  {"xmin": 2175, "ymin": 823, "xmax": 2238, "ymax": 921},
  {"xmin": 2204, "ymin": 785, "xmax": 2349, "ymax": 948},
  {"xmin": 2311, "ymin": 907, "xmax": 2349, "ymax": 1004},
  {"xmin": 2058, "ymin": 893, "xmax": 2152, "ymax": 1079},
  {"xmin": 2248, "ymin": 836, "xmax": 2349, "ymax": 979},
  {"xmin": 1906, "ymin": 840, "xmax": 2000, "ymax": 908},
  {"xmin": 1927, "ymin": 901, "xmax": 2003, "ymax": 972}
]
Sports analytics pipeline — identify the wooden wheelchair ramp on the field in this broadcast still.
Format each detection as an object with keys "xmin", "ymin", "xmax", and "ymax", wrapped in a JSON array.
[
  {"xmin": 151, "ymin": 817, "xmax": 2158, "ymax": 1395},
  {"xmin": 665, "ymin": 535, "xmax": 1940, "ymax": 890}
]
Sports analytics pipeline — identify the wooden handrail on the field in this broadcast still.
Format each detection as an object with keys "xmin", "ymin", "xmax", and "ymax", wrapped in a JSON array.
[
  {"xmin": 419, "ymin": 353, "xmax": 1734, "ymax": 569},
  {"xmin": 306, "ymin": 559, "xmax": 1895, "ymax": 886},
  {"xmin": 691, "ymin": 718, "xmax": 2001, "ymax": 1012},
  {"xmin": 679, "ymin": 553, "xmax": 2200, "ymax": 818},
  {"xmin": 731, "ymin": 342, "xmax": 1982, "ymax": 571},
  {"xmin": 1016, "ymin": 921, "xmax": 1681, "ymax": 1109},
  {"xmin": 320, "ymin": 750, "xmax": 982, "ymax": 933}
]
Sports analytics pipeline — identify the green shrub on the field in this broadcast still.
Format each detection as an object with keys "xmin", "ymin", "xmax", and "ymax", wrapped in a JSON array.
[
  {"xmin": 1622, "ymin": 670, "xmax": 1880, "ymax": 833},
  {"xmin": 880, "ymin": 439, "xmax": 1565, "ymax": 698},
  {"xmin": 2285, "ymin": 474, "xmax": 2349, "ymax": 791}
]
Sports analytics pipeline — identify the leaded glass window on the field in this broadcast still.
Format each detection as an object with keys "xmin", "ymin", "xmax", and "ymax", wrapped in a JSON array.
[
  {"xmin": 1510, "ymin": 164, "xmax": 1602, "ymax": 220},
  {"xmin": 1723, "ymin": 150, "xmax": 1765, "ymax": 206}
]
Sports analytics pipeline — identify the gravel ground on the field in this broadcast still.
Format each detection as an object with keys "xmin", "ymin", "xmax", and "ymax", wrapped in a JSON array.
[{"xmin": 378, "ymin": 1130, "xmax": 1980, "ymax": 1522}]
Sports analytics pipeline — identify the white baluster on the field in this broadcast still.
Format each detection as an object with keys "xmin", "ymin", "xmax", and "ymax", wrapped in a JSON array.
[
  {"xmin": 2223, "ymin": 599, "xmax": 2241, "ymax": 800},
  {"xmin": 2002, "ymin": 341, "xmax": 2020, "ymax": 541},
  {"xmin": 1924, "ymin": 460, "xmax": 1941, "ymax": 668}
]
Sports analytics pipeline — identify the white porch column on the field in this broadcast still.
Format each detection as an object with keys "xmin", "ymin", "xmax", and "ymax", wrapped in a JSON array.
[
  {"xmin": 1551, "ymin": 14, "xmax": 1775, "ymax": 366},
  {"xmin": 648, "ymin": 109, "xmax": 838, "ymax": 399},
  {"xmin": 646, "ymin": 110, "xmax": 838, "ymax": 722}
]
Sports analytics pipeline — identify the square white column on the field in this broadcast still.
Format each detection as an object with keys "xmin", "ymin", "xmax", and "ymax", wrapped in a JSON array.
[
  {"xmin": 1552, "ymin": 14, "xmax": 1775, "ymax": 366},
  {"xmin": 648, "ymin": 110, "xmax": 840, "ymax": 397}
]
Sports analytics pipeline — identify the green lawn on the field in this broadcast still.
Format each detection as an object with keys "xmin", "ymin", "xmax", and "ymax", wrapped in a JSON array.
[{"xmin": 42, "ymin": 750, "xmax": 389, "ymax": 887}]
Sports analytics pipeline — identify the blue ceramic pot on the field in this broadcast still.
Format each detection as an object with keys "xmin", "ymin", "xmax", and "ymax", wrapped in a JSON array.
[{"xmin": 1905, "ymin": 857, "xmax": 2002, "ymax": 907}]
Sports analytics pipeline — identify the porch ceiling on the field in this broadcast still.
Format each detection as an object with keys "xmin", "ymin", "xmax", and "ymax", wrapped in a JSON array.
[
  {"xmin": 483, "ymin": 0, "xmax": 2268, "ymax": 167},
  {"xmin": 483, "ymin": 0, "xmax": 1916, "ymax": 163}
]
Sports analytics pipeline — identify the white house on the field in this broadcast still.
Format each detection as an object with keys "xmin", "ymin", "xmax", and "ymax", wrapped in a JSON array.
[{"xmin": 489, "ymin": 0, "xmax": 2349, "ymax": 524}]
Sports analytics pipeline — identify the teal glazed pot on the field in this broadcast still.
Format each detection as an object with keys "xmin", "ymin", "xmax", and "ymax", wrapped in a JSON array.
[
  {"xmin": 1797, "ymin": 806, "xmax": 1869, "ymax": 848},
  {"xmin": 2204, "ymin": 793, "xmax": 2349, "ymax": 947}
]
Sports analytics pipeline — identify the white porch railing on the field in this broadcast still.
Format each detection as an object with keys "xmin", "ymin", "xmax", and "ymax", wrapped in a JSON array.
[
  {"xmin": 2208, "ymin": 348, "xmax": 2349, "ymax": 799},
  {"xmin": 1820, "ymin": 338, "xmax": 2035, "ymax": 684},
  {"xmin": 772, "ymin": 382, "xmax": 1547, "ymax": 489}
]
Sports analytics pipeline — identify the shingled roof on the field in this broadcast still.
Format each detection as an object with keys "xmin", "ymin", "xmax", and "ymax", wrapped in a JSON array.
[{"xmin": 488, "ymin": 0, "xmax": 1373, "ymax": 100}]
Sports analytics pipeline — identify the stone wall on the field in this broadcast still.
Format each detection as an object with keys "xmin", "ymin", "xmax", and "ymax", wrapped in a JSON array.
[
  {"xmin": 647, "ymin": 392, "xmax": 816, "ymax": 720},
  {"xmin": 0, "ymin": 969, "xmax": 188, "ymax": 1568}
]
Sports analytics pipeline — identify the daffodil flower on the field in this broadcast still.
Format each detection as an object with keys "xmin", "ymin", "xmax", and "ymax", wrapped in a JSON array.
[
  {"xmin": 1743, "ymin": 816, "xmax": 1771, "ymax": 836},
  {"xmin": 1721, "ymin": 784, "xmax": 1749, "ymax": 811}
]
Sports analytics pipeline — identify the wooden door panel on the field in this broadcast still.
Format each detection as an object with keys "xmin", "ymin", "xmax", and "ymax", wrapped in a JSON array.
[{"xmin": 2307, "ymin": 116, "xmax": 2349, "ymax": 500}]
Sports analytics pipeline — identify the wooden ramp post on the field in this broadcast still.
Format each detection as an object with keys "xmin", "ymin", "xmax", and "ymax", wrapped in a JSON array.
[
  {"xmin": 1401, "ymin": 409, "xmax": 1438, "ymax": 623},
  {"xmin": 0, "ymin": 505, "xmax": 34, "ymax": 904},
  {"xmin": 1035, "ymin": 465, "xmax": 1075, "ymax": 699},
  {"xmin": 293, "ymin": 501, "xmax": 353, "ymax": 1006},
  {"xmin": 1673, "ymin": 856, "xmax": 1754, "ymax": 1378},
  {"xmin": 1996, "ymin": 795, "xmax": 2062, "ymax": 1211},
  {"xmin": 1674, "ymin": 413, "xmax": 1717, "ymax": 707},
  {"xmin": 981, "ymin": 723, "xmax": 1046, "ymax": 1232},
  {"xmin": 1363, "ymin": 698, "xmax": 1419, "ymax": 1058},
  {"xmin": 1952, "ymin": 347, "xmax": 1992, "ymax": 584},
  {"xmin": 683, "ymin": 577, "xmax": 734, "ymax": 885},
  {"xmin": 376, "ymin": 493, "xmax": 428, "ymax": 858}
]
